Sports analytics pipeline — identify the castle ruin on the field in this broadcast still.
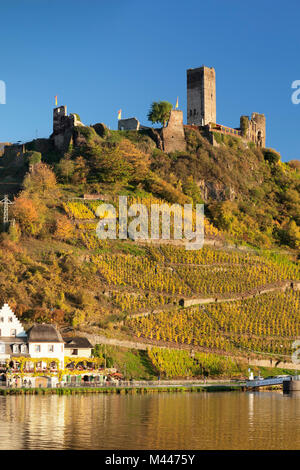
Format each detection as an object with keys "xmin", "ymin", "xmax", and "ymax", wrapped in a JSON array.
[
  {"xmin": 240, "ymin": 113, "xmax": 266, "ymax": 147},
  {"xmin": 186, "ymin": 65, "xmax": 266, "ymax": 147},
  {"xmin": 51, "ymin": 106, "xmax": 84, "ymax": 151},
  {"xmin": 117, "ymin": 64, "xmax": 266, "ymax": 151},
  {"xmin": 0, "ymin": 64, "xmax": 266, "ymax": 176},
  {"xmin": 161, "ymin": 109, "xmax": 186, "ymax": 153}
]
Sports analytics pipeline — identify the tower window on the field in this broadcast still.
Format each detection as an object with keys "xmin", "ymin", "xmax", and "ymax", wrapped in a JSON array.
[
  {"xmin": 193, "ymin": 109, "xmax": 196, "ymax": 115},
  {"xmin": 189, "ymin": 110, "xmax": 192, "ymax": 116}
]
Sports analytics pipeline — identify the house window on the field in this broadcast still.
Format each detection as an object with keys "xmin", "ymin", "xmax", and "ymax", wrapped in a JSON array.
[
  {"xmin": 0, "ymin": 329, "xmax": 1, "ymax": 337},
  {"xmin": 12, "ymin": 344, "xmax": 19, "ymax": 354},
  {"xmin": 0, "ymin": 317, "xmax": 4, "ymax": 322},
  {"xmin": 11, "ymin": 329, "xmax": 16, "ymax": 337},
  {"xmin": 0, "ymin": 343, "xmax": 5, "ymax": 354},
  {"xmin": 48, "ymin": 345, "xmax": 54, "ymax": 353},
  {"xmin": 35, "ymin": 345, "xmax": 41, "ymax": 353},
  {"xmin": 72, "ymin": 349, "xmax": 78, "ymax": 356},
  {"xmin": 8, "ymin": 317, "xmax": 13, "ymax": 323},
  {"xmin": 21, "ymin": 344, "xmax": 27, "ymax": 354}
]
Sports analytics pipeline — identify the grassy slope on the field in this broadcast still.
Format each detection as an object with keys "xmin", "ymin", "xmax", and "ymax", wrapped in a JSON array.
[{"xmin": 0, "ymin": 125, "xmax": 299, "ymax": 378}]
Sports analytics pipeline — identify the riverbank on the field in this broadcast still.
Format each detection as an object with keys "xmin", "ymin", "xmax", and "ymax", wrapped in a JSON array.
[{"xmin": 0, "ymin": 383, "xmax": 245, "ymax": 395}]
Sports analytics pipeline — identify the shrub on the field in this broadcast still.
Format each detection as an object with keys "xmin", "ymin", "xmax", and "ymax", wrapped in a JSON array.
[{"xmin": 263, "ymin": 148, "xmax": 281, "ymax": 164}]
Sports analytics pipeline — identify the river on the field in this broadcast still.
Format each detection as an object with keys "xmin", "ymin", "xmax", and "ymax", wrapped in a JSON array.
[{"xmin": 0, "ymin": 391, "xmax": 299, "ymax": 449}]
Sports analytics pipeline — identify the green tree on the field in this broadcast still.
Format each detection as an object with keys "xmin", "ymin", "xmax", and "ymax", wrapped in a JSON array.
[
  {"xmin": 147, "ymin": 101, "xmax": 173, "ymax": 127},
  {"xmin": 182, "ymin": 176, "xmax": 204, "ymax": 205},
  {"xmin": 23, "ymin": 163, "xmax": 57, "ymax": 197},
  {"xmin": 263, "ymin": 148, "xmax": 281, "ymax": 165},
  {"xmin": 285, "ymin": 220, "xmax": 300, "ymax": 249},
  {"xmin": 88, "ymin": 143, "xmax": 133, "ymax": 185},
  {"xmin": 56, "ymin": 158, "xmax": 75, "ymax": 183},
  {"xmin": 25, "ymin": 151, "xmax": 42, "ymax": 168}
]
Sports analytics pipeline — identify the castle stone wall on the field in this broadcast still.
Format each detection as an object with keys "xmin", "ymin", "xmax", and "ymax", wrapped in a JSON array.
[
  {"xmin": 118, "ymin": 117, "xmax": 140, "ymax": 131},
  {"xmin": 240, "ymin": 113, "xmax": 266, "ymax": 147},
  {"xmin": 51, "ymin": 106, "xmax": 84, "ymax": 151},
  {"xmin": 161, "ymin": 109, "xmax": 186, "ymax": 153}
]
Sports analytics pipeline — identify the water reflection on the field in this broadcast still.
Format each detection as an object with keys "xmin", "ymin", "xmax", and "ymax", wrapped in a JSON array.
[{"xmin": 0, "ymin": 392, "xmax": 300, "ymax": 449}]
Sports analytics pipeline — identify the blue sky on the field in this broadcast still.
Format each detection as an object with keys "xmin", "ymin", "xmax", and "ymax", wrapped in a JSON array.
[{"xmin": 0, "ymin": 0, "xmax": 299, "ymax": 161}]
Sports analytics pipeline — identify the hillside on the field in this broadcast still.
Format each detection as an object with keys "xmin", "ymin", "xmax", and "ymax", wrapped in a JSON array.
[{"xmin": 0, "ymin": 124, "xmax": 299, "ymax": 373}]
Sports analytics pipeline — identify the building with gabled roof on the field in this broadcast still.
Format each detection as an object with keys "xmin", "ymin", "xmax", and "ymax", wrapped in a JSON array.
[
  {"xmin": 63, "ymin": 336, "xmax": 93, "ymax": 358},
  {"xmin": 0, "ymin": 304, "xmax": 28, "ymax": 362},
  {"xmin": 26, "ymin": 324, "xmax": 65, "ymax": 369}
]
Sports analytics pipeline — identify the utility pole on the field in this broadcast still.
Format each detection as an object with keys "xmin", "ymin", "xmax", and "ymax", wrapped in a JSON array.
[{"xmin": 0, "ymin": 195, "xmax": 14, "ymax": 231}]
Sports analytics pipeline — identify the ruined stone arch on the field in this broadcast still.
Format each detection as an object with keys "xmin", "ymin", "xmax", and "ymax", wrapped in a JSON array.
[{"xmin": 257, "ymin": 130, "xmax": 263, "ymax": 147}]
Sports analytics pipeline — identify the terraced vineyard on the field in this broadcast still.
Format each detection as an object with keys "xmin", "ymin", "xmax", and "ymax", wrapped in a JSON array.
[
  {"xmin": 148, "ymin": 347, "xmax": 246, "ymax": 378},
  {"xmin": 61, "ymin": 199, "xmax": 300, "ymax": 360},
  {"xmin": 126, "ymin": 290, "xmax": 300, "ymax": 356},
  {"xmin": 91, "ymin": 249, "xmax": 299, "ymax": 298},
  {"xmin": 64, "ymin": 198, "xmax": 222, "ymax": 240}
]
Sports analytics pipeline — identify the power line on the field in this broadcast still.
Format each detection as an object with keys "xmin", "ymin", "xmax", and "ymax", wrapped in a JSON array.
[{"xmin": 0, "ymin": 194, "xmax": 14, "ymax": 228}]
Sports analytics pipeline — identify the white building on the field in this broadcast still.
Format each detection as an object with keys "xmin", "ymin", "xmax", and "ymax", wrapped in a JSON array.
[
  {"xmin": 63, "ymin": 337, "xmax": 93, "ymax": 358},
  {"xmin": 0, "ymin": 304, "xmax": 94, "ymax": 387},
  {"xmin": 27, "ymin": 324, "xmax": 65, "ymax": 369},
  {"xmin": 0, "ymin": 304, "xmax": 65, "ymax": 369},
  {"xmin": 0, "ymin": 304, "xmax": 28, "ymax": 363}
]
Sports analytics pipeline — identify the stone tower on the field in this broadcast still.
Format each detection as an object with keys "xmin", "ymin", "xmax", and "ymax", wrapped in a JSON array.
[
  {"xmin": 52, "ymin": 106, "xmax": 84, "ymax": 150},
  {"xmin": 161, "ymin": 109, "xmax": 186, "ymax": 153},
  {"xmin": 187, "ymin": 66, "xmax": 216, "ymax": 126},
  {"xmin": 240, "ymin": 112, "xmax": 266, "ymax": 147}
]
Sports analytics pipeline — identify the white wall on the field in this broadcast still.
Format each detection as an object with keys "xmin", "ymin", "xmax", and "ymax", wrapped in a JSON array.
[
  {"xmin": 0, "ymin": 304, "xmax": 26, "ymax": 338},
  {"xmin": 28, "ymin": 342, "xmax": 65, "ymax": 369},
  {"xmin": 64, "ymin": 348, "xmax": 91, "ymax": 358}
]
